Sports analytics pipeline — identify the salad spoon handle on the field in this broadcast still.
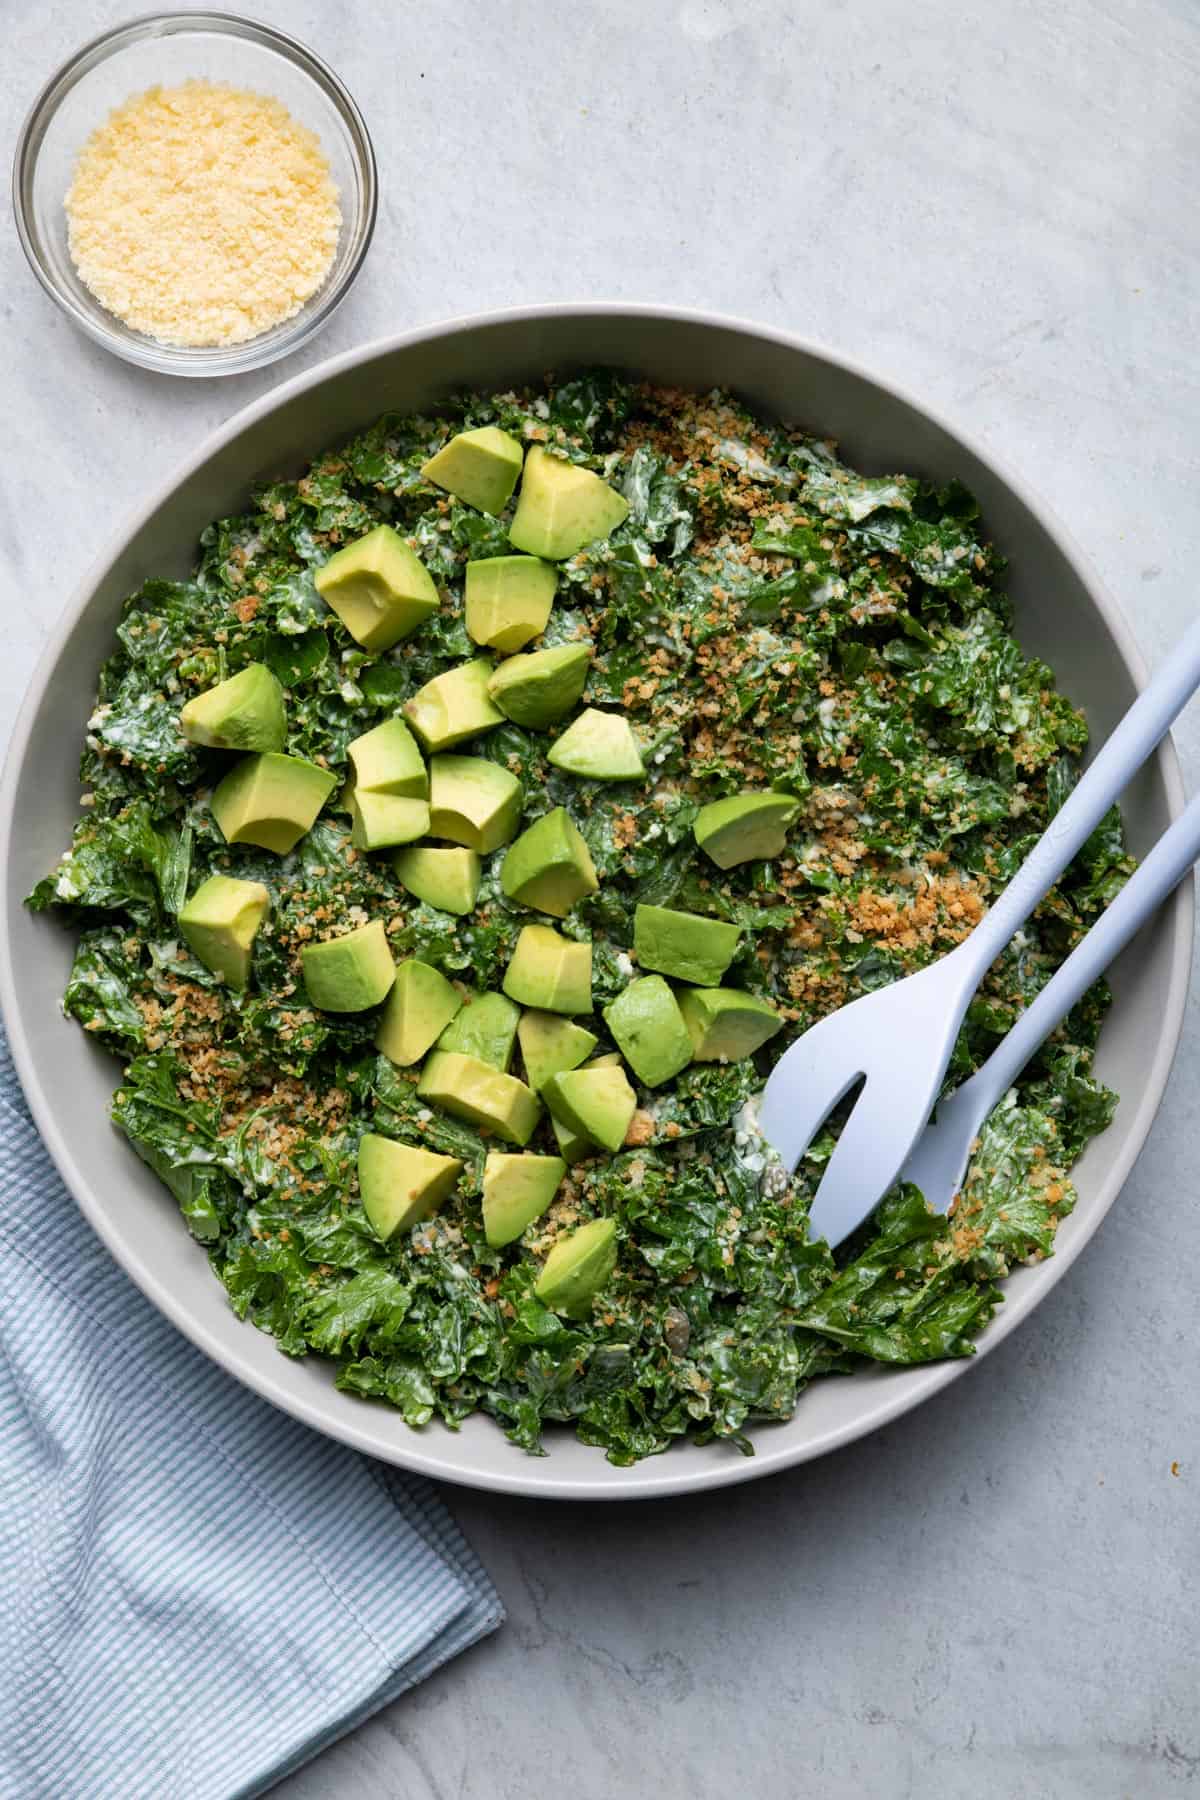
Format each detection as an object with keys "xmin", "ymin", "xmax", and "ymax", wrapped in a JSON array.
[
  {"xmin": 773, "ymin": 615, "xmax": 1200, "ymax": 1249},
  {"xmin": 902, "ymin": 787, "xmax": 1200, "ymax": 1209},
  {"xmin": 977, "ymin": 790, "xmax": 1200, "ymax": 1096},
  {"xmin": 947, "ymin": 613, "xmax": 1200, "ymax": 990}
]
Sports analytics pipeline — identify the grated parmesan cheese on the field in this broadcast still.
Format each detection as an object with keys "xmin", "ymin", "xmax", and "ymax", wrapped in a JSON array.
[{"xmin": 65, "ymin": 80, "xmax": 341, "ymax": 349}]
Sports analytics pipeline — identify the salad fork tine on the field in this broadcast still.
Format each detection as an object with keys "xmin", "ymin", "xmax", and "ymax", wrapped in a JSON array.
[
  {"xmin": 760, "ymin": 614, "xmax": 1200, "ymax": 1248},
  {"xmin": 758, "ymin": 948, "xmax": 970, "ymax": 1238},
  {"xmin": 753, "ymin": 1020, "xmax": 867, "ymax": 1173}
]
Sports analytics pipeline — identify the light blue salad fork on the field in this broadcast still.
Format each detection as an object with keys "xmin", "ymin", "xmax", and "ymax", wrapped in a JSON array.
[{"xmin": 759, "ymin": 617, "xmax": 1200, "ymax": 1248}]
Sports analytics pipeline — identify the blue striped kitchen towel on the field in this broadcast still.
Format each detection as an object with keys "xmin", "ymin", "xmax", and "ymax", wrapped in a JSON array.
[{"xmin": 0, "ymin": 1023, "xmax": 502, "ymax": 1800}]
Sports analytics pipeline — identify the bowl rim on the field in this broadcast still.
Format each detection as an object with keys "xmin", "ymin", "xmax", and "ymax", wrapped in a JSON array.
[
  {"xmin": 10, "ymin": 8, "xmax": 378, "ymax": 378},
  {"xmin": 0, "ymin": 302, "xmax": 1190, "ymax": 1498}
]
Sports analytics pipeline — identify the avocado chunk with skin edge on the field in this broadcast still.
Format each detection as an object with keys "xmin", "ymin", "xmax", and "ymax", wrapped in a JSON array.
[
  {"xmin": 428, "ymin": 755, "xmax": 523, "ymax": 853},
  {"xmin": 417, "ymin": 1051, "xmax": 541, "ymax": 1147},
  {"xmin": 482, "ymin": 1152, "xmax": 567, "ymax": 1248},
  {"xmin": 392, "ymin": 845, "xmax": 482, "ymax": 916},
  {"xmin": 404, "ymin": 660, "xmax": 505, "ymax": 753},
  {"xmin": 534, "ymin": 1217, "xmax": 618, "ymax": 1318},
  {"xmin": 375, "ymin": 959, "xmax": 463, "ymax": 1066},
  {"xmin": 633, "ymin": 904, "xmax": 741, "ymax": 987},
  {"xmin": 500, "ymin": 806, "xmax": 598, "ymax": 918},
  {"xmin": 603, "ymin": 975, "xmax": 693, "ymax": 1088},
  {"xmin": 517, "ymin": 1010, "xmax": 598, "ymax": 1092},
  {"xmin": 542, "ymin": 1063, "xmax": 637, "ymax": 1153},
  {"xmin": 547, "ymin": 709, "xmax": 644, "ymax": 782},
  {"xmin": 301, "ymin": 919, "xmax": 396, "ymax": 1013},
  {"xmin": 178, "ymin": 874, "xmax": 269, "ymax": 990},
  {"xmin": 465, "ymin": 556, "xmax": 558, "ymax": 654},
  {"xmin": 487, "ymin": 643, "xmax": 592, "ymax": 728},
  {"xmin": 314, "ymin": 523, "xmax": 439, "ymax": 652},
  {"xmin": 210, "ymin": 752, "xmax": 335, "ymax": 855},
  {"xmin": 676, "ymin": 986, "xmax": 785, "ymax": 1061},
  {"xmin": 436, "ymin": 990, "xmax": 520, "ymax": 1071},
  {"xmin": 421, "ymin": 426, "xmax": 524, "ymax": 516},
  {"xmin": 358, "ymin": 1133, "xmax": 463, "ymax": 1242},
  {"xmin": 693, "ymin": 791, "xmax": 799, "ymax": 869},
  {"xmin": 509, "ymin": 446, "xmax": 630, "ymax": 561},
  {"xmin": 180, "ymin": 662, "xmax": 286, "ymax": 753},
  {"xmin": 503, "ymin": 925, "xmax": 593, "ymax": 1015}
]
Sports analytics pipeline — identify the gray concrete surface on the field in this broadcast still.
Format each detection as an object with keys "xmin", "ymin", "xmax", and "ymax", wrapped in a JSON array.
[{"xmin": 3, "ymin": 2, "xmax": 1198, "ymax": 1795}]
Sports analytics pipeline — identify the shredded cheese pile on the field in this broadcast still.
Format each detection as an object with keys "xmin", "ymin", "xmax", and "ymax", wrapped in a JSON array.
[{"xmin": 65, "ymin": 79, "xmax": 341, "ymax": 349}]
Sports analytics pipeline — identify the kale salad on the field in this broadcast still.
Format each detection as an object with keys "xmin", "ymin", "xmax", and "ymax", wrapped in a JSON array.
[{"xmin": 30, "ymin": 372, "xmax": 1128, "ymax": 1465}]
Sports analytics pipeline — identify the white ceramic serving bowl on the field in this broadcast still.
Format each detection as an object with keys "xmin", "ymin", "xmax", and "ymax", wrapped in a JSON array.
[{"xmin": 0, "ymin": 306, "xmax": 1189, "ymax": 1499}]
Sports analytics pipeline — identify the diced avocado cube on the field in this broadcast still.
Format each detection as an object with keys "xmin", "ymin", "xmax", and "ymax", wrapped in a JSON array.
[
  {"xmin": 677, "ymin": 987, "xmax": 784, "ymax": 1061},
  {"xmin": 417, "ymin": 1051, "xmax": 541, "ymax": 1147},
  {"xmin": 500, "ymin": 806, "xmax": 598, "ymax": 918},
  {"xmin": 347, "ymin": 718, "xmax": 428, "ymax": 796},
  {"xmin": 392, "ymin": 845, "xmax": 482, "ymax": 916},
  {"xmin": 375, "ymin": 959, "xmax": 463, "ymax": 1066},
  {"xmin": 404, "ymin": 659, "xmax": 504, "ymax": 753},
  {"xmin": 547, "ymin": 709, "xmax": 644, "ymax": 781},
  {"xmin": 428, "ymin": 755, "xmax": 523, "ymax": 853},
  {"xmin": 465, "ymin": 556, "xmax": 557, "ymax": 654},
  {"xmin": 358, "ymin": 1132, "xmax": 462, "ymax": 1242},
  {"xmin": 301, "ymin": 919, "xmax": 396, "ymax": 1013},
  {"xmin": 509, "ymin": 446, "xmax": 629, "ymax": 561},
  {"xmin": 421, "ymin": 426, "xmax": 524, "ymax": 516},
  {"xmin": 694, "ymin": 792, "xmax": 800, "ymax": 869},
  {"xmin": 347, "ymin": 787, "xmax": 430, "ymax": 851},
  {"xmin": 436, "ymin": 990, "xmax": 520, "ymax": 1071},
  {"xmin": 549, "ymin": 1054, "xmax": 623, "ymax": 1160},
  {"xmin": 517, "ymin": 1010, "xmax": 598, "ymax": 1092},
  {"xmin": 314, "ymin": 524, "xmax": 439, "ymax": 651},
  {"xmin": 180, "ymin": 662, "xmax": 286, "ymax": 753},
  {"xmin": 542, "ymin": 1063, "xmax": 637, "ymax": 1153},
  {"xmin": 503, "ymin": 925, "xmax": 592, "ymax": 1015},
  {"xmin": 482, "ymin": 1152, "xmax": 566, "ymax": 1247},
  {"xmin": 488, "ymin": 643, "xmax": 592, "ymax": 728},
  {"xmin": 603, "ymin": 975, "xmax": 692, "ymax": 1088},
  {"xmin": 210, "ymin": 752, "xmax": 336, "ymax": 855},
  {"xmin": 633, "ymin": 904, "xmax": 740, "ymax": 987},
  {"xmin": 178, "ymin": 874, "xmax": 269, "ymax": 989},
  {"xmin": 344, "ymin": 717, "xmax": 431, "ymax": 849},
  {"xmin": 534, "ymin": 1217, "xmax": 618, "ymax": 1318},
  {"xmin": 551, "ymin": 1115, "xmax": 590, "ymax": 1164}
]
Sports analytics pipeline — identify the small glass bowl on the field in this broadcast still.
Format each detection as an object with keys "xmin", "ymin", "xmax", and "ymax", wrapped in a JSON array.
[{"xmin": 12, "ymin": 11, "xmax": 377, "ymax": 377}]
